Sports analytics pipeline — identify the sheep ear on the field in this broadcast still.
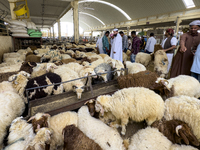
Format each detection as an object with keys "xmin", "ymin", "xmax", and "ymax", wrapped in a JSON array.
[{"xmin": 27, "ymin": 116, "xmax": 35, "ymax": 122}]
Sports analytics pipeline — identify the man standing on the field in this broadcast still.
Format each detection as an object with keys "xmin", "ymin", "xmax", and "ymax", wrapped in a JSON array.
[
  {"xmin": 110, "ymin": 29, "xmax": 123, "ymax": 62},
  {"xmin": 95, "ymin": 35, "xmax": 104, "ymax": 54},
  {"xmin": 119, "ymin": 31, "xmax": 128, "ymax": 53},
  {"xmin": 130, "ymin": 31, "xmax": 141, "ymax": 62},
  {"xmin": 161, "ymin": 29, "xmax": 177, "ymax": 73},
  {"xmin": 171, "ymin": 20, "xmax": 200, "ymax": 78},
  {"xmin": 145, "ymin": 33, "xmax": 157, "ymax": 54},
  {"xmin": 102, "ymin": 31, "xmax": 110, "ymax": 54}
]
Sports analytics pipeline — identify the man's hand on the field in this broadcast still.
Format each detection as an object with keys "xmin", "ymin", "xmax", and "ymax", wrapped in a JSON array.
[
  {"xmin": 180, "ymin": 46, "xmax": 187, "ymax": 53},
  {"xmin": 106, "ymin": 47, "xmax": 109, "ymax": 52}
]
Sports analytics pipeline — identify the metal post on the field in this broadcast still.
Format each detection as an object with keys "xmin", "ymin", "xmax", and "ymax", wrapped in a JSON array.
[
  {"xmin": 8, "ymin": 1, "xmax": 17, "ymax": 20},
  {"xmin": 71, "ymin": 1, "xmax": 79, "ymax": 44},
  {"xmin": 127, "ymin": 26, "xmax": 130, "ymax": 36},
  {"xmin": 175, "ymin": 16, "xmax": 182, "ymax": 38},
  {"xmin": 58, "ymin": 19, "xmax": 61, "ymax": 41}
]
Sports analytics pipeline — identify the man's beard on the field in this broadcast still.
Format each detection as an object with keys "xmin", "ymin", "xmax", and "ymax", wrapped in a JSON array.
[{"xmin": 114, "ymin": 34, "xmax": 117, "ymax": 37}]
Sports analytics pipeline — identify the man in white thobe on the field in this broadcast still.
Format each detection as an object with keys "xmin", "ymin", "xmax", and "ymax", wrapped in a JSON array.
[
  {"xmin": 110, "ymin": 29, "xmax": 123, "ymax": 62},
  {"xmin": 96, "ymin": 35, "xmax": 104, "ymax": 54}
]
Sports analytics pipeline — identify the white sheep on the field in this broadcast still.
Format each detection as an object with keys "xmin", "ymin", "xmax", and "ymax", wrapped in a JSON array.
[
  {"xmin": 61, "ymin": 54, "xmax": 71, "ymax": 60},
  {"xmin": 5, "ymin": 117, "xmax": 35, "ymax": 150},
  {"xmin": 66, "ymin": 50, "xmax": 75, "ymax": 57},
  {"xmin": 135, "ymin": 52, "xmax": 152, "ymax": 67},
  {"xmin": 78, "ymin": 106, "xmax": 126, "ymax": 150},
  {"xmin": 125, "ymin": 61, "xmax": 146, "ymax": 74},
  {"xmin": 28, "ymin": 111, "xmax": 78, "ymax": 150},
  {"xmin": 128, "ymin": 127, "xmax": 198, "ymax": 150},
  {"xmin": 0, "ymin": 81, "xmax": 17, "ymax": 93},
  {"xmin": 0, "ymin": 92, "xmax": 25, "ymax": 149},
  {"xmin": 0, "ymin": 62, "xmax": 22, "ymax": 73},
  {"xmin": 96, "ymin": 87, "xmax": 165, "ymax": 135},
  {"xmin": 155, "ymin": 75, "xmax": 200, "ymax": 98},
  {"xmin": 86, "ymin": 58, "xmax": 104, "ymax": 69},
  {"xmin": 54, "ymin": 65, "xmax": 85, "ymax": 99},
  {"xmin": 63, "ymin": 63, "xmax": 83, "ymax": 74},
  {"xmin": 164, "ymin": 95, "xmax": 200, "ymax": 142}
]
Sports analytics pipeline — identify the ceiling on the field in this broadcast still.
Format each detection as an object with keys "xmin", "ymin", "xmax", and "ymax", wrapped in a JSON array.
[{"xmin": 1, "ymin": 0, "xmax": 200, "ymax": 30}]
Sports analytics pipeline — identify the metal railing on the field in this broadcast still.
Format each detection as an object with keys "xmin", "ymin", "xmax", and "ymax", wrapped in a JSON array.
[{"xmin": 25, "ymin": 68, "xmax": 127, "ymax": 102}]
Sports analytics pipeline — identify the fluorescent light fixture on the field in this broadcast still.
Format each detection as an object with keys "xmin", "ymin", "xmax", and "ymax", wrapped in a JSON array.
[
  {"xmin": 79, "ymin": 12, "xmax": 105, "ymax": 25},
  {"xmin": 79, "ymin": 0, "xmax": 132, "ymax": 20},
  {"xmin": 182, "ymin": 0, "xmax": 195, "ymax": 8}
]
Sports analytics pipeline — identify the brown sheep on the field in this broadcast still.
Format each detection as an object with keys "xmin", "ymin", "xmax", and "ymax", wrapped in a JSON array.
[
  {"xmin": 19, "ymin": 61, "xmax": 37, "ymax": 74},
  {"xmin": 151, "ymin": 119, "xmax": 199, "ymax": 146},
  {"xmin": 62, "ymin": 58, "xmax": 77, "ymax": 64},
  {"xmin": 85, "ymin": 100, "xmax": 100, "ymax": 119},
  {"xmin": 0, "ymin": 71, "xmax": 18, "ymax": 82},
  {"xmin": 62, "ymin": 124, "xmax": 102, "ymax": 150},
  {"xmin": 117, "ymin": 70, "xmax": 159, "ymax": 89},
  {"xmin": 26, "ymin": 54, "xmax": 41, "ymax": 63}
]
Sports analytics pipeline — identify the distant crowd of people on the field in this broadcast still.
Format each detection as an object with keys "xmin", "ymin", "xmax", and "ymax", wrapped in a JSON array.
[{"xmin": 95, "ymin": 20, "xmax": 200, "ymax": 81}]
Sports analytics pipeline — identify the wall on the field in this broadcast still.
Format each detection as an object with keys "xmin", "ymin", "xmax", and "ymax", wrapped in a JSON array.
[{"xmin": 0, "ymin": 36, "xmax": 13, "ymax": 63}]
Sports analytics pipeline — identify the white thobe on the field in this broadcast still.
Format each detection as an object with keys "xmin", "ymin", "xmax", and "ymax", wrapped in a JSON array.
[
  {"xmin": 110, "ymin": 33, "xmax": 123, "ymax": 62},
  {"xmin": 96, "ymin": 37, "xmax": 104, "ymax": 54}
]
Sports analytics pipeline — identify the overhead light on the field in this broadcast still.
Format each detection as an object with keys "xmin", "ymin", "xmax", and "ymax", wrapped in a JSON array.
[
  {"xmin": 83, "ymin": 7, "xmax": 94, "ymax": 10},
  {"xmin": 79, "ymin": 0, "xmax": 132, "ymax": 20},
  {"xmin": 182, "ymin": 0, "xmax": 195, "ymax": 9}
]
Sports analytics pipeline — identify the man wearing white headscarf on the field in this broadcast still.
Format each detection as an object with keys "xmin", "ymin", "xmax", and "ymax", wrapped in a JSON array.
[
  {"xmin": 171, "ymin": 20, "xmax": 200, "ymax": 78},
  {"xmin": 110, "ymin": 29, "xmax": 123, "ymax": 62},
  {"xmin": 96, "ymin": 35, "xmax": 104, "ymax": 54}
]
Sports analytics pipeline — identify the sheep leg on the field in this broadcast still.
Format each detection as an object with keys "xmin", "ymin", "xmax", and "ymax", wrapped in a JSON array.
[{"xmin": 121, "ymin": 118, "xmax": 129, "ymax": 135}]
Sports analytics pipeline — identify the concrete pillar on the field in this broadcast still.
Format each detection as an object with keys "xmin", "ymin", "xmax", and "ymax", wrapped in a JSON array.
[
  {"xmin": 52, "ymin": 26, "xmax": 55, "ymax": 40},
  {"xmin": 127, "ymin": 26, "xmax": 130, "ymax": 36},
  {"xmin": 175, "ymin": 16, "xmax": 182, "ymax": 38},
  {"xmin": 90, "ymin": 31, "xmax": 93, "ymax": 42},
  {"xmin": 58, "ymin": 19, "xmax": 61, "ymax": 41},
  {"xmin": 8, "ymin": 2, "xmax": 17, "ymax": 20},
  {"xmin": 49, "ymin": 28, "xmax": 52, "ymax": 39},
  {"xmin": 71, "ymin": 1, "xmax": 79, "ymax": 44}
]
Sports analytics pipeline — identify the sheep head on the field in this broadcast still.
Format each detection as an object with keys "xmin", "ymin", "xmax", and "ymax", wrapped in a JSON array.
[
  {"xmin": 46, "ymin": 63, "xmax": 58, "ymax": 72},
  {"xmin": 96, "ymin": 69, "xmax": 108, "ymax": 82},
  {"xmin": 151, "ymin": 119, "xmax": 199, "ymax": 146},
  {"xmin": 84, "ymin": 99, "xmax": 100, "ymax": 118},
  {"xmin": 27, "ymin": 113, "xmax": 51, "ymax": 133},
  {"xmin": 96, "ymin": 95, "xmax": 112, "ymax": 116},
  {"xmin": 72, "ymin": 81, "xmax": 85, "ymax": 99}
]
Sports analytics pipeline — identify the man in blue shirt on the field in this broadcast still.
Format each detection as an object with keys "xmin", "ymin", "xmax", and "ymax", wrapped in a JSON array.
[{"xmin": 102, "ymin": 31, "xmax": 110, "ymax": 54}]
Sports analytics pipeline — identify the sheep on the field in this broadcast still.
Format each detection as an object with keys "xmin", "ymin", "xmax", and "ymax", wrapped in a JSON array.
[
  {"xmin": 24, "ymin": 72, "xmax": 63, "ymax": 101},
  {"xmin": 61, "ymin": 58, "xmax": 77, "ymax": 64},
  {"xmin": 25, "ymin": 54, "xmax": 41, "ymax": 63},
  {"xmin": 5, "ymin": 117, "xmax": 35, "ymax": 150},
  {"xmin": 65, "ymin": 50, "xmax": 75, "ymax": 57},
  {"xmin": 154, "ymin": 50, "xmax": 169, "ymax": 78},
  {"xmin": 86, "ymin": 58, "xmax": 104, "ymax": 69},
  {"xmin": 117, "ymin": 70, "xmax": 159, "ymax": 89},
  {"xmin": 78, "ymin": 106, "xmax": 126, "ymax": 150},
  {"xmin": 8, "ymin": 71, "xmax": 30, "ymax": 103},
  {"xmin": 135, "ymin": 52, "xmax": 152, "ymax": 67},
  {"xmin": 0, "ymin": 92, "xmax": 25, "ymax": 149},
  {"xmin": 107, "ymin": 59, "xmax": 125, "ymax": 77},
  {"xmin": 61, "ymin": 54, "xmax": 71, "ymax": 60},
  {"xmin": 62, "ymin": 124, "xmax": 102, "ymax": 150},
  {"xmin": 151, "ymin": 119, "xmax": 199, "ymax": 146},
  {"xmin": 99, "ymin": 54, "xmax": 108, "ymax": 59},
  {"xmin": 0, "ymin": 71, "xmax": 18, "ymax": 83},
  {"xmin": 34, "ymin": 48, "xmax": 49, "ymax": 55},
  {"xmin": 19, "ymin": 61, "xmax": 37, "ymax": 74},
  {"xmin": 95, "ymin": 87, "xmax": 165, "ymax": 135},
  {"xmin": 0, "ymin": 81, "xmax": 17, "ymax": 93},
  {"xmin": 54, "ymin": 66, "xmax": 85, "ymax": 99},
  {"xmin": 151, "ymin": 75, "xmax": 200, "ymax": 99},
  {"xmin": 128, "ymin": 127, "xmax": 198, "ymax": 150},
  {"xmin": 94, "ymin": 63, "xmax": 113, "ymax": 82},
  {"xmin": 26, "ymin": 128, "xmax": 53, "ymax": 150},
  {"xmin": 0, "ymin": 62, "xmax": 22, "ymax": 73},
  {"xmin": 164, "ymin": 95, "xmax": 200, "ymax": 142},
  {"xmin": 31, "ymin": 63, "xmax": 58, "ymax": 78},
  {"xmin": 28, "ymin": 111, "xmax": 78, "ymax": 150},
  {"xmin": 3, "ymin": 52, "xmax": 21, "ymax": 60},
  {"xmin": 41, "ymin": 49, "xmax": 62, "ymax": 63},
  {"xmin": 125, "ymin": 61, "xmax": 146, "ymax": 74},
  {"xmin": 63, "ymin": 63, "xmax": 83, "ymax": 74}
]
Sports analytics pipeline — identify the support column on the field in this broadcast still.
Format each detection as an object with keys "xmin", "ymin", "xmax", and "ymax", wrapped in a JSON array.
[
  {"xmin": 90, "ymin": 30, "xmax": 93, "ymax": 42},
  {"xmin": 52, "ymin": 26, "xmax": 55, "ymax": 40},
  {"xmin": 71, "ymin": 1, "xmax": 79, "ymax": 44},
  {"xmin": 49, "ymin": 28, "xmax": 52, "ymax": 39},
  {"xmin": 175, "ymin": 16, "xmax": 182, "ymax": 38},
  {"xmin": 8, "ymin": 1, "xmax": 17, "ymax": 20},
  {"xmin": 127, "ymin": 26, "xmax": 130, "ymax": 36},
  {"xmin": 58, "ymin": 19, "xmax": 61, "ymax": 41}
]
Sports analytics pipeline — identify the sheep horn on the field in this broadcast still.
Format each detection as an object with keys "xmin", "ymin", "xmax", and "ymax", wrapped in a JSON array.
[
  {"xmin": 179, "ymin": 130, "xmax": 190, "ymax": 145},
  {"xmin": 8, "ymin": 76, "xmax": 17, "ymax": 82},
  {"xmin": 176, "ymin": 125, "xmax": 182, "ymax": 136},
  {"xmin": 43, "ymin": 113, "xmax": 51, "ymax": 117},
  {"xmin": 28, "ymin": 62, "xmax": 34, "ymax": 67},
  {"xmin": 27, "ymin": 116, "xmax": 35, "ymax": 122}
]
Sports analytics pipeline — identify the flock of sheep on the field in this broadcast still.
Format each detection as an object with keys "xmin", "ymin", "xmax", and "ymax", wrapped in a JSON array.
[{"xmin": 0, "ymin": 42, "xmax": 200, "ymax": 150}]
